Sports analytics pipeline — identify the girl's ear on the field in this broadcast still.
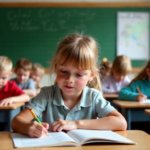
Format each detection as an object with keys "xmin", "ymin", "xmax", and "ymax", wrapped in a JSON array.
[
  {"xmin": 146, "ymin": 68, "xmax": 150, "ymax": 76},
  {"xmin": 89, "ymin": 71, "xmax": 97, "ymax": 81}
]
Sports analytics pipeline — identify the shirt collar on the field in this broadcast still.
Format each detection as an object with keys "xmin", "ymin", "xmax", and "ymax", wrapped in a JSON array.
[
  {"xmin": 53, "ymin": 85, "xmax": 92, "ymax": 109},
  {"xmin": 77, "ymin": 86, "xmax": 92, "ymax": 109},
  {"xmin": 53, "ymin": 85, "xmax": 65, "ymax": 106}
]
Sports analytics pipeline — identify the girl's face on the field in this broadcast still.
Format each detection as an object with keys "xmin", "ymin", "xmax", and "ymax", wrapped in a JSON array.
[
  {"xmin": 112, "ymin": 70, "xmax": 126, "ymax": 82},
  {"xmin": 16, "ymin": 68, "xmax": 30, "ymax": 84},
  {"xmin": 55, "ymin": 64, "xmax": 94, "ymax": 100},
  {"xmin": 30, "ymin": 71, "xmax": 42, "ymax": 82},
  {"xmin": 0, "ymin": 70, "xmax": 12, "ymax": 90}
]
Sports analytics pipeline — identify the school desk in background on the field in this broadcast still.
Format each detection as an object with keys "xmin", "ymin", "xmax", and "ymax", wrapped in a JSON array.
[
  {"xmin": 113, "ymin": 100, "xmax": 150, "ymax": 130},
  {"xmin": 0, "ymin": 102, "xmax": 24, "ymax": 131},
  {"xmin": 145, "ymin": 109, "xmax": 150, "ymax": 134}
]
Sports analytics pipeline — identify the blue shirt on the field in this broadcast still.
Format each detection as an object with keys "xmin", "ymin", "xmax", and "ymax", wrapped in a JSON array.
[
  {"xmin": 11, "ymin": 78, "xmax": 36, "ymax": 90},
  {"xmin": 119, "ymin": 79, "xmax": 150, "ymax": 101},
  {"xmin": 26, "ymin": 85, "xmax": 115, "ymax": 125}
]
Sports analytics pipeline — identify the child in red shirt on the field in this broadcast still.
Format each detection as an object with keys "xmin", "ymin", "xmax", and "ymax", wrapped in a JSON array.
[{"xmin": 0, "ymin": 56, "xmax": 30, "ymax": 106}]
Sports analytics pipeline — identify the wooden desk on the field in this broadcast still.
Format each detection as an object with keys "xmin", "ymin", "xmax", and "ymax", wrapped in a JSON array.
[
  {"xmin": 113, "ymin": 100, "xmax": 150, "ymax": 130},
  {"xmin": 104, "ymin": 94, "xmax": 118, "ymax": 99},
  {"xmin": 0, "ymin": 103, "xmax": 24, "ymax": 131},
  {"xmin": 145, "ymin": 109, "xmax": 150, "ymax": 116},
  {"xmin": 1, "ymin": 130, "xmax": 150, "ymax": 150}
]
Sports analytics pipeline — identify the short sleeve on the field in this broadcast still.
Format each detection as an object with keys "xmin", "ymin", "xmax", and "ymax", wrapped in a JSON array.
[
  {"xmin": 95, "ymin": 93, "xmax": 115, "ymax": 118},
  {"xmin": 12, "ymin": 82, "xmax": 25, "ymax": 96},
  {"xmin": 26, "ymin": 87, "xmax": 49, "ymax": 117},
  {"xmin": 27, "ymin": 79, "xmax": 36, "ymax": 90}
]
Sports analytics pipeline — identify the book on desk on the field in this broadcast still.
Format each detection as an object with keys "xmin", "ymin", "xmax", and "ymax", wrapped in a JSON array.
[
  {"xmin": 11, "ymin": 129, "xmax": 136, "ymax": 148},
  {"xmin": 140, "ymin": 99, "xmax": 150, "ymax": 104}
]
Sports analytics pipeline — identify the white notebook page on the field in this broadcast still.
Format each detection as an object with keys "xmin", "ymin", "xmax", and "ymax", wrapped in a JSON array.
[
  {"xmin": 11, "ymin": 132, "xmax": 75, "ymax": 148},
  {"xmin": 140, "ymin": 99, "xmax": 150, "ymax": 104}
]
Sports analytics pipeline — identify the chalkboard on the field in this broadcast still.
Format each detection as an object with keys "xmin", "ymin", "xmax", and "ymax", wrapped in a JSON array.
[{"xmin": 0, "ymin": 7, "xmax": 149, "ymax": 67}]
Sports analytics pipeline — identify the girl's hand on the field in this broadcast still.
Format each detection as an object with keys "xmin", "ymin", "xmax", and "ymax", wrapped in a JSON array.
[
  {"xmin": 50, "ymin": 119, "xmax": 77, "ymax": 132},
  {"xmin": 36, "ymin": 83, "xmax": 42, "ymax": 89},
  {"xmin": 26, "ymin": 121, "xmax": 49, "ymax": 138},
  {"xmin": 136, "ymin": 94, "xmax": 147, "ymax": 102},
  {"xmin": 0, "ymin": 98, "xmax": 13, "ymax": 106}
]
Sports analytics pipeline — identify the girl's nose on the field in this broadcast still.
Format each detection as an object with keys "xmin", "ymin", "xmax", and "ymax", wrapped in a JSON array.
[{"xmin": 66, "ymin": 74, "xmax": 73, "ymax": 82}]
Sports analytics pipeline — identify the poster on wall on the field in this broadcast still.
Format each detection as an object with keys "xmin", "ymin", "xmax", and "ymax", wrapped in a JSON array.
[{"xmin": 117, "ymin": 12, "xmax": 149, "ymax": 60}]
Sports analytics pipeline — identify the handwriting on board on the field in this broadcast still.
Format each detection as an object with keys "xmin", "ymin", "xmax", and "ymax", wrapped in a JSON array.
[{"xmin": 6, "ymin": 8, "xmax": 96, "ymax": 32}]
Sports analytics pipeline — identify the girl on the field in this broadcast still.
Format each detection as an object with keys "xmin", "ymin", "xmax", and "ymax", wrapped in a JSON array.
[
  {"xmin": 119, "ymin": 60, "xmax": 150, "ymax": 101},
  {"xmin": 11, "ymin": 34, "xmax": 127, "ymax": 138},
  {"xmin": 99, "ymin": 58, "xmax": 112, "ymax": 79},
  {"xmin": 102, "ymin": 55, "xmax": 132, "ymax": 94},
  {"xmin": 30, "ymin": 63, "xmax": 45, "ymax": 92}
]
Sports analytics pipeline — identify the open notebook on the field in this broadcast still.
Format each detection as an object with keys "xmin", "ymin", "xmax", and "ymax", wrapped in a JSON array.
[
  {"xmin": 11, "ymin": 129, "xmax": 136, "ymax": 148},
  {"xmin": 140, "ymin": 99, "xmax": 150, "ymax": 104}
]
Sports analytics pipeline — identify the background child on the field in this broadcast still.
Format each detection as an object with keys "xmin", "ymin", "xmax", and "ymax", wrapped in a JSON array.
[
  {"xmin": 11, "ymin": 58, "xmax": 36, "ymax": 98},
  {"xmin": 0, "ymin": 56, "xmax": 30, "ymax": 106},
  {"xmin": 99, "ymin": 58, "xmax": 112, "ymax": 79},
  {"xmin": 102, "ymin": 55, "xmax": 132, "ymax": 94},
  {"xmin": 30, "ymin": 63, "xmax": 45, "ymax": 89},
  {"xmin": 119, "ymin": 60, "xmax": 150, "ymax": 101},
  {"xmin": 11, "ymin": 33, "xmax": 126, "ymax": 137}
]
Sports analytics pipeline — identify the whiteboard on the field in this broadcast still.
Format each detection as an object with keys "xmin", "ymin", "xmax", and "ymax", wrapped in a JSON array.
[{"xmin": 117, "ymin": 12, "xmax": 149, "ymax": 60}]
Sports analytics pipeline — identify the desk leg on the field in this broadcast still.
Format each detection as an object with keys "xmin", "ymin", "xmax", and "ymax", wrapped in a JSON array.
[
  {"xmin": 7, "ymin": 108, "xmax": 21, "ymax": 131},
  {"xmin": 126, "ymin": 109, "xmax": 131, "ymax": 130},
  {"xmin": 121, "ymin": 108, "xmax": 131, "ymax": 130},
  {"xmin": 7, "ymin": 110, "xmax": 12, "ymax": 131},
  {"xmin": 149, "ymin": 117, "xmax": 150, "ymax": 134}
]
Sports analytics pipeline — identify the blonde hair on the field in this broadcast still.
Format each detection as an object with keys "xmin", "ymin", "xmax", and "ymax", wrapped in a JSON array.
[
  {"xmin": 112, "ymin": 55, "xmax": 132, "ymax": 74},
  {"xmin": 15, "ymin": 58, "xmax": 32, "ymax": 72},
  {"xmin": 32, "ymin": 63, "xmax": 45, "ymax": 76},
  {"xmin": 129, "ymin": 60, "xmax": 150, "ymax": 85},
  {"xmin": 49, "ymin": 33, "xmax": 102, "ymax": 91},
  {"xmin": 0, "ymin": 56, "xmax": 12, "ymax": 71},
  {"xmin": 99, "ymin": 58, "xmax": 112, "ymax": 74}
]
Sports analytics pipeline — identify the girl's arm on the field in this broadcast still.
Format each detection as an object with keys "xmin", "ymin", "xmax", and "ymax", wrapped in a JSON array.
[
  {"xmin": 50, "ymin": 110, "xmax": 127, "ymax": 132},
  {"xmin": 23, "ymin": 89, "xmax": 37, "ymax": 98},
  {"xmin": 119, "ymin": 82, "xmax": 139, "ymax": 101},
  {"xmin": 76, "ymin": 110, "xmax": 127, "ymax": 130},
  {"xmin": 11, "ymin": 108, "xmax": 48, "ymax": 137},
  {"xmin": 0, "ymin": 94, "xmax": 30, "ymax": 106}
]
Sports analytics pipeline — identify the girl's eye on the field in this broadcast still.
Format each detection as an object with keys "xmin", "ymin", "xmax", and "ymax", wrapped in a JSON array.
[
  {"xmin": 76, "ymin": 74, "xmax": 83, "ymax": 77},
  {"xmin": 60, "ymin": 70, "xmax": 68, "ymax": 74}
]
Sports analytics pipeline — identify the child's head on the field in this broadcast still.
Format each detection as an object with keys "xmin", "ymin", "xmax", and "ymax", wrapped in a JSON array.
[
  {"xmin": 100, "ymin": 58, "xmax": 112, "ymax": 77},
  {"xmin": 112, "ymin": 55, "xmax": 132, "ymax": 82},
  {"xmin": 50, "ymin": 33, "xmax": 102, "ymax": 93},
  {"xmin": 15, "ymin": 58, "xmax": 32, "ymax": 84},
  {"xmin": 0, "ymin": 56, "xmax": 12, "ymax": 90},
  {"xmin": 30, "ymin": 63, "xmax": 45, "ymax": 82},
  {"xmin": 130, "ymin": 60, "xmax": 150, "ymax": 85}
]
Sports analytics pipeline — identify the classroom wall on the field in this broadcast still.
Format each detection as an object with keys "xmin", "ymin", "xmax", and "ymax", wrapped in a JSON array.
[{"xmin": 2, "ymin": 0, "xmax": 149, "ymax": 84}]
